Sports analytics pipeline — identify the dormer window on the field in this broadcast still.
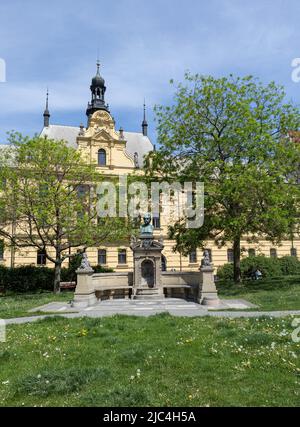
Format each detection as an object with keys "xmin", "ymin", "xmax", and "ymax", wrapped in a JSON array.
[{"xmin": 98, "ymin": 149, "xmax": 106, "ymax": 166}]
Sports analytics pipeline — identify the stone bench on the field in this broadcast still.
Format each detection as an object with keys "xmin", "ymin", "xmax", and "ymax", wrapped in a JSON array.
[
  {"xmin": 95, "ymin": 286, "xmax": 133, "ymax": 301},
  {"xmin": 59, "ymin": 282, "xmax": 76, "ymax": 291},
  {"xmin": 163, "ymin": 284, "xmax": 196, "ymax": 300}
]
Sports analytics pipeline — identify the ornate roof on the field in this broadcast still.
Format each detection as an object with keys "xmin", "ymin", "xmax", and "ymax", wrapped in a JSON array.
[{"xmin": 40, "ymin": 124, "xmax": 153, "ymax": 168}]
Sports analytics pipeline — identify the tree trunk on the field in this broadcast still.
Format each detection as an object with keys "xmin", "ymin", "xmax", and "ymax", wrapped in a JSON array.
[
  {"xmin": 54, "ymin": 261, "xmax": 61, "ymax": 294},
  {"xmin": 233, "ymin": 237, "xmax": 241, "ymax": 283}
]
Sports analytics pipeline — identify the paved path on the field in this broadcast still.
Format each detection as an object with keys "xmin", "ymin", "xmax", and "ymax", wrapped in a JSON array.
[{"xmin": 4, "ymin": 299, "xmax": 300, "ymax": 325}]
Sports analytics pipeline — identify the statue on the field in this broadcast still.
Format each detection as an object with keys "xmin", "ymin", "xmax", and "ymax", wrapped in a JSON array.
[
  {"xmin": 78, "ymin": 123, "xmax": 85, "ymax": 136},
  {"xmin": 201, "ymin": 250, "xmax": 211, "ymax": 267},
  {"xmin": 140, "ymin": 212, "xmax": 154, "ymax": 236},
  {"xmin": 78, "ymin": 252, "xmax": 93, "ymax": 272},
  {"xmin": 134, "ymin": 152, "xmax": 139, "ymax": 168}
]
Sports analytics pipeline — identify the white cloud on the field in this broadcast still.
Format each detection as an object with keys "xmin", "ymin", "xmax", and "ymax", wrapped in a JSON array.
[{"xmin": 1, "ymin": 0, "xmax": 300, "ymax": 142}]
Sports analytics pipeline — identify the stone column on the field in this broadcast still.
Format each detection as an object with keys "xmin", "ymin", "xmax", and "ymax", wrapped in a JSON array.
[{"xmin": 198, "ymin": 257, "xmax": 220, "ymax": 306}]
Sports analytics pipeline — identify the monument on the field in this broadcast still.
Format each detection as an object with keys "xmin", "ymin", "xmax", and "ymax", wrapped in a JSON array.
[
  {"xmin": 130, "ymin": 213, "xmax": 164, "ymax": 299},
  {"xmin": 73, "ymin": 221, "xmax": 220, "ymax": 306},
  {"xmin": 73, "ymin": 252, "xmax": 97, "ymax": 307},
  {"xmin": 198, "ymin": 249, "xmax": 220, "ymax": 306}
]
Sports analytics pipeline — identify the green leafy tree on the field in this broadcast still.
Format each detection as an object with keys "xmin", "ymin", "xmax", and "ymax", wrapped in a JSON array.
[
  {"xmin": 0, "ymin": 133, "xmax": 131, "ymax": 292},
  {"xmin": 145, "ymin": 73, "xmax": 300, "ymax": 282}
]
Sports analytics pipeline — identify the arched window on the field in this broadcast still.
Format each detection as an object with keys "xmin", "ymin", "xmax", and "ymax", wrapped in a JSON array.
[
  {"xmin": 98, "ymin": 149, "xmax": 106, "ymax": 166},
  {"xmin": 161, "ymin": 255, "xmax": 167, "ymax": 272}
]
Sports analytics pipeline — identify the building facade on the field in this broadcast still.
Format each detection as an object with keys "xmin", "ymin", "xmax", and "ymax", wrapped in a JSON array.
[{"xmin": 0, "ymin": 63, "xmax": 299, "ymax": 272}]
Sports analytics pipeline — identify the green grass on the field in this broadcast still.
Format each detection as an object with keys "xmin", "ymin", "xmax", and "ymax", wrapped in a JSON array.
[
  {"xmin": 217, "ymin": 276, "xmax": 300, "ymax": 311},
  {"xmin": 1, "ymin": 275, "xmax": 300, "ymax": 320},
  {"xmin": 0, "ymin": 292, "xmax": 73, "ymax": 319},
  {"xmin": 0, "ymin": 314, "xmax": 299, "ymax": 406}
]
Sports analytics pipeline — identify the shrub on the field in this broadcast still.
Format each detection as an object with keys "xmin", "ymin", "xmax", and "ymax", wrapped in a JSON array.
[
  {"xmin": 215, "ymin": 263, "xmax": 234, "ymax": 281},
  {"xmin": 0, "ymin": 258, "xmax": 114, "ymax": 293},
  {"xmin": 278, "ymin": 255, "xmax": 300, "ymax": 275},
  {"xmin": 0, "ymin": 265, "xmax": 54, "ymax": 293},
  {"xmin": 93, "ymin": 265, "xmax": 114, "ymax": 273},
  {"xmin": 240, "ymin": 255, "xmax": 282, "ymax": 278},
  {"xmin": 216, "ymin": 254, "xmax": 297, "ymax": 281}
]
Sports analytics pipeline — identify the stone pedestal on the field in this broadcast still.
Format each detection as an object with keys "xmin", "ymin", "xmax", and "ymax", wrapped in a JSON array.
[
  {"xmin": 198, "ymin": 265, "xmax": 220, "ymax": 306},
  {"xmin": 73, "ymin": 268, "xmax": 97, "ymax": 308},
  {"xmin": 130, "ymin": 235, "xmax": 164, "ymax": 299}
]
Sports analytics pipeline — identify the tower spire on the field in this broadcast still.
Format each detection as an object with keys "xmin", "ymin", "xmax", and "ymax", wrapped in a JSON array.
[
  {"xmin": 86, "ymin": 61, "xmax": 109, "ymax": 126},
  {"xmin": 142, "ymin": 99, "xmax": 148, "ymax": 136},
  {"xmin": 43, "ymin": 88, "xmax": 50, "ymax": 127}
]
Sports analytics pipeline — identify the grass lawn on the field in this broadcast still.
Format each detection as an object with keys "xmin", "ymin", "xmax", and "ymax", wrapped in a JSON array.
[
  {"xmin": 0, "ymin": 314, "xmax": 299, "ymax": 407},
  {"xmin": 0, "ymin": 292, "xmax": 73, "ymax": 319},
  {"xmin": 1, "ymin": 276, "xmax": 300, "ymax": 320},
  {"xmin": 217, "ymin": 276, "xmax": 300, "ymax": 311}
]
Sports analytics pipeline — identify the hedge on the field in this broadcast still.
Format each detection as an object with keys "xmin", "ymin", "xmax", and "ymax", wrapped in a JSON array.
[
  {"xmin": 0, "ymin": 265, "xmax": 54, "ymax": 293},
  {"xmin": 217, "ymin": 255, "xmax": 300, "ymax": 282},
  {"xmin": 0, "ymin": 261, "xmax": 113, "ymax": 293}
]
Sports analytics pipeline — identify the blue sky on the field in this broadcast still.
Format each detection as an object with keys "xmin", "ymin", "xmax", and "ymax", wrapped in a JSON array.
[{"xmin": 1, "ymin": 0, "xmax": 300, "ymax": 145}]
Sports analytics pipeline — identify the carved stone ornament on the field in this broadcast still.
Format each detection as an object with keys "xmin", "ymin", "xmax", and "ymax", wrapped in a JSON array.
[
  {"xmin": 130, "ymin": 236, "xmax": 164, "ymax": 251},
  {"xmin": 78, "ymin": 252, "xmax": 94, "ymax": 272},
  {"xmin": 85, "ymin": 110, "xmax": 119, "ymax": 140}
]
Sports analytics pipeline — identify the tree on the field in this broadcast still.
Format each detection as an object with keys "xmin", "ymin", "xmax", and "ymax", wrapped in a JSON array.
[
  {"xmin": 145, "ymin": 73, "xmax": 300, "ymax": 282},
  {"xmin": 0, "ymin": 133, "xmax": 131, "ymax": 292}
]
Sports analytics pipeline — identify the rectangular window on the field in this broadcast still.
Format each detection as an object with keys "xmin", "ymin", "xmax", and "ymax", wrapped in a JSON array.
[
  {"xmin": 248, "ymin": 248, "xmax": 256, "ymax": 257},
  {"xmin": 98, "ymin": 249, "xmax": 107, "ymax": 265},
  {"xmin": 270, "ymin": 248, "xmax": 277, "ymax": 258},
  {"xmin": 189, "ymin": 250, "xmax": 197, "ymax": 263},
  {"xmin": 227, "ymin": 249, "xmax": 234, "ymax": 263},
  {"xmin": 153, "ymin": 216, "xmax": 161, "ymax": 229},
  {"xmin": 291, "ymin": 247, "xmax": 297, "ymax": 258},
  {"xmin": 0, "ymin": 240, "xmax": 4, "ymax": 260},
  {"xmin": 37, "ymin": 249, "xmax": 47, "ymax": 266},
  {"xmin": 118, "ymin": 249, "xmax": 127, "ymax": 265}
]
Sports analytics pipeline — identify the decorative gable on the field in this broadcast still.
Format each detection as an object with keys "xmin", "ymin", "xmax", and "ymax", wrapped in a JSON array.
[{"xmin": 77, "ymin": 110, "xmax": 134, "ymax": 170}]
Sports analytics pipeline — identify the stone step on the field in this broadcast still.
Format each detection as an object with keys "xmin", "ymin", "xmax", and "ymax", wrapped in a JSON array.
[
  {"xmin": 134, "ymin": 288, "xmax": 160, "ymax": 295},
  {"xmin": 133, "ymin": 295, "xmax": 164, "ymax": 301},
  {"xmin": 132, "ymin": 287, "xmax": 165, "ymax": 301}
]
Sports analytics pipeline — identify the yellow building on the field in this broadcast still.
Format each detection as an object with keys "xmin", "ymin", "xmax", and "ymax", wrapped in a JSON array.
[{"xmin": 0, "ymin": 63, "xmax": 299, "ymax": 272}]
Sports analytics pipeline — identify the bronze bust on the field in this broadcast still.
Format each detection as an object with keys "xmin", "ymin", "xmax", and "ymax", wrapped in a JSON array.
[{"xmin": 140, "ymin": 213, "xmax": 154, "ymax": 236}]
